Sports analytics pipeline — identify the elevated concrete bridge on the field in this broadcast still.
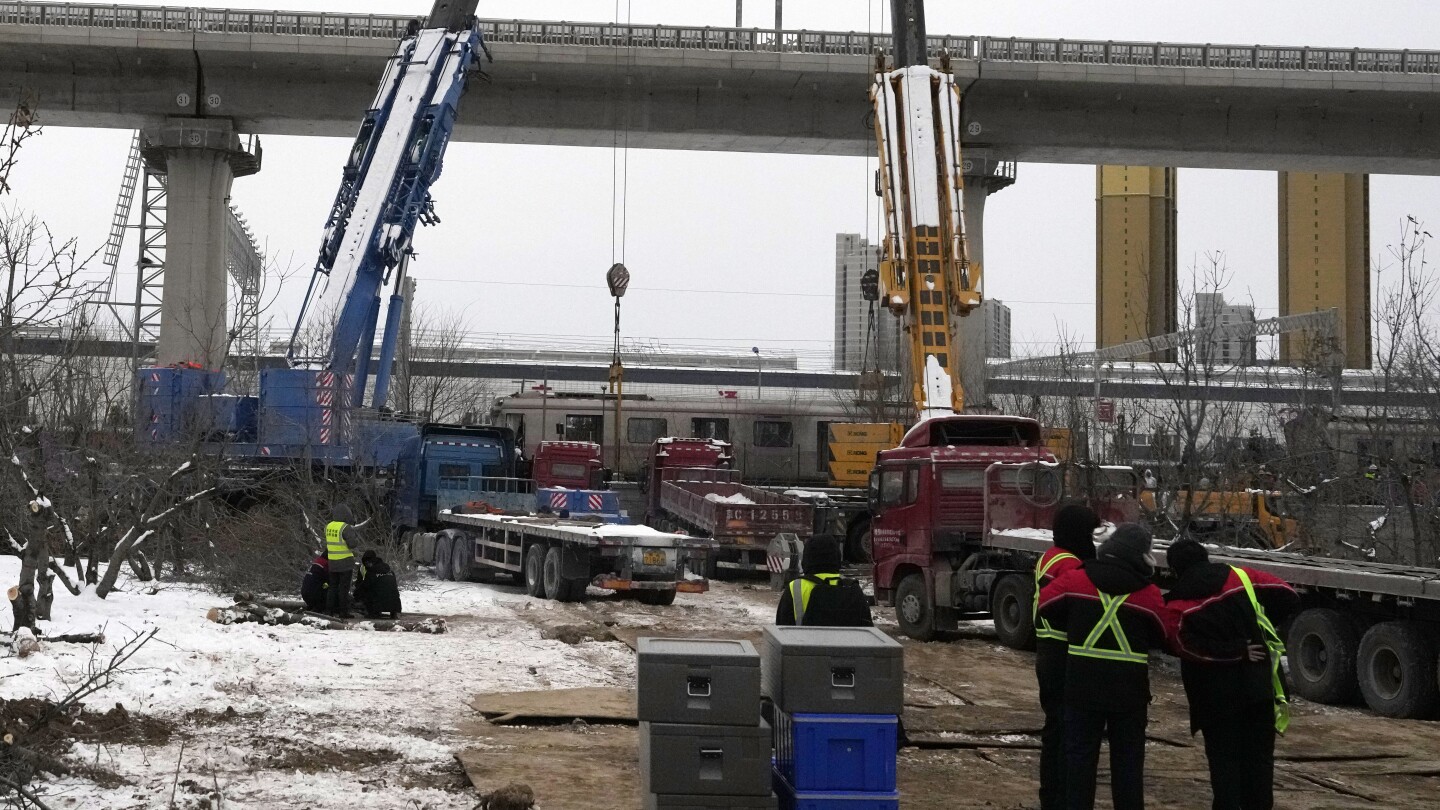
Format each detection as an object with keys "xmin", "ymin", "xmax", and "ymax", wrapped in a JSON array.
[{"xmin": 5, "ymin": 2, "xmax": 1440, "ymax": 172}]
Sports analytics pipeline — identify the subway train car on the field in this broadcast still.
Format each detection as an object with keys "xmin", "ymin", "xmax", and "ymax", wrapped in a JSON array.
[{"xmin": 489, "ymin": 392, "xmax": 857, "ymax": 485}]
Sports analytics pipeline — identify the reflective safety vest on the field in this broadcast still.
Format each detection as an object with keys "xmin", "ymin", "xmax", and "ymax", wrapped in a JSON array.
[
  {"xmin": 325, "ymin": 521, "xmax": 354, "ymax": 562},
  {"xmin": 790, "ymin": 573, "xmax": 841, "ymax": 626},
  {"xmin": 1033, "ymin": 551, "xmax": 1079, "ymax": 642},
  {"xmin": 1068, "ymin": 591, "xmax": 1148, "ymax": 664},
  {"xmin": 1233, "ymin": 567, "xmax": 1291, "ymax": 734}
]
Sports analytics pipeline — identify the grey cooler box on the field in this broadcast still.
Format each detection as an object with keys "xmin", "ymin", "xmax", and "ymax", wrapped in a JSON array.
[
  {"xmin": 639, "ymin": 720, "xmax": 773, "ymax": 796},
  {"xmin": 644, "ymin": 793, "xmax": 778, "ymax": 809},
  {"xmin": 638, "ymin": 637, "xmax": 762, "ymax": 726},
  {"xmin": 760, "ymin": 626, "xmax": 904, "ymax": 715}
]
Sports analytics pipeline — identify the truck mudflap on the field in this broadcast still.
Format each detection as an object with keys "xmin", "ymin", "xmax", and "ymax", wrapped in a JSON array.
[{"xmin": 594, "ymin": 576, "xmax": 710, "ymax": 593}]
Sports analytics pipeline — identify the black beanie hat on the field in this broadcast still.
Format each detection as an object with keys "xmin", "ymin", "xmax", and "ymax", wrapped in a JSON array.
[
  {"xmin": 1052, "ymin": 502, "xmax": 1101, "ymax": 559},
  {"xmin": 1166, "ymin": 538, "xmax": 1209, "ymax": 577},
  {"xmin": 1098, "ymin": 523, "xmax": 1155, "ymax": 575},
  {"xmin": 802, "ymin": 536, "xmax": 844, "ymax": 575}
]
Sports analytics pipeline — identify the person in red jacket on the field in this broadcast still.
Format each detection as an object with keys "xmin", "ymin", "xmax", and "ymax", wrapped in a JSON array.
[
  {"xmin": 1164, "ymin": 538, "xmax": 1299, "ymax": 810},
  {"xmin": 1033, "ymin": 503, "xmax": 1101, "ymax": 810},
  {"xmin": 1039, "ymin": 523, "xmax": 1175, "ymax": 810}
]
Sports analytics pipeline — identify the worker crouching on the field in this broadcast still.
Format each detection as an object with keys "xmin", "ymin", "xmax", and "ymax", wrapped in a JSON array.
[
  {"xmin": 301, "ymin": 552, "xmax": 329, "ymax": 612},
  {"xmin": 775, "ymin": 536, "xmax": 872, "ymax": 627},
  {"xmin": 1164, "ymin": 538, "xmax": 1299, "ymax": 810},
  {"xmin": 1038, "ymin": 523, "xmax": 1174, "ymax": 810},
  {"xmin": 354, "ymin": 550, "xmax": 403, "ymax": 619}
]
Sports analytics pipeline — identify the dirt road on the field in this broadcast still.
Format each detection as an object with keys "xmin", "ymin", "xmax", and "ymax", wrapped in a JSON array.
[{"xmin": 458, "ymin": 579, "xmax": 1440, "ymax": 810}]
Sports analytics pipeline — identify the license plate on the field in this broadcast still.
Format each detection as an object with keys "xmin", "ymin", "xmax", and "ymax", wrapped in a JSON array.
[{"xmin": 642, "ymin": 550, "xmax": 666, "ymax": 566}]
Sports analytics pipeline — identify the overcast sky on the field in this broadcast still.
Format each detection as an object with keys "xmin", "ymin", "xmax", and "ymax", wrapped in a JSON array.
[{"xmin": 10, "ymin": 0, "xmax": 1440, "ymax": 367}]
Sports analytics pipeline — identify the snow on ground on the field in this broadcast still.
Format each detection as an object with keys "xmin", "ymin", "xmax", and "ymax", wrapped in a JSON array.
[{"xmin": 0, "ymin": 557, "xmax": 648, "ymax": 808}]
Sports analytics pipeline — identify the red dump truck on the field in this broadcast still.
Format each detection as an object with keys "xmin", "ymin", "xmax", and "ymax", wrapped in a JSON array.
[{"xmin": 644, "ymin": 438, "xmax": 813, "ymax": 576}]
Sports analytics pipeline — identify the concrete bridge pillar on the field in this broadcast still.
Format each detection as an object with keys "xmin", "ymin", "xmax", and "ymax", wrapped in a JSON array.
[
  {"xmin": 140, "ymin": 119, "xmax": 261, "ymax": 369},
  {"xmin": 957, "ymin": 153, "xmax": 1016, "ymax": 408},
  {"xmin": 1278, "ymin": 172, "xmax": 1370, "ymax": 369},
  {"xmin": 1095, "ymin": 166, "xmax": 1177, "ymax": 358}
]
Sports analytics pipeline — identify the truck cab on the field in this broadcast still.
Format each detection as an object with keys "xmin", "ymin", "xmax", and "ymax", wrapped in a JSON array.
[
  {"xmin": 531, "ymin": 440, "xmax": 606, "ymax": 489},
  {"xmin": 870, "ymin": 415, "xmax": 1056, "ymax": 635},
  {"xmin": 392, "ymin": 424, "xmax": 517, "ymax": 533},
  {"xmin": 644, "ymin": 438, "xmax": 733, "ymax": 520}
]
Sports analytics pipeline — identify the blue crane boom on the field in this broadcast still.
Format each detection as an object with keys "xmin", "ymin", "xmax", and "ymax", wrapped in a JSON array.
[{"xmin": 287, "ymin": 3, "xmax": 487, "ymax": 411}]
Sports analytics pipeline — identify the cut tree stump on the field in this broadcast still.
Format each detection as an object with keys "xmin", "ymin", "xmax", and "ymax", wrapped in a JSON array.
[{"xmin": 206, "ymin": 602, "xmax": 446, "ymax": 634}]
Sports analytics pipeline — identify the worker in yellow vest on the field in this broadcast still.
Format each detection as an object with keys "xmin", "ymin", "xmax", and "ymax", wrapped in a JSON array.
[
  {"xmin": 324, "ymin": 504, "xmax": 360, "ymax": 618},
  {"xmin": 774, "ymin": 536, "xmax": 871, "ymax": 627},
  {"xmin": 1033, "ymin": 504, "xmax": 1101, "ymax": 810}
]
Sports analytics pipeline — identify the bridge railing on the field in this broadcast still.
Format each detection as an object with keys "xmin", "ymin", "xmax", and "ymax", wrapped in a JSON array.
[{"xmin": 4, "ymin": 2, "xmax": 1440, "ymax": 74}]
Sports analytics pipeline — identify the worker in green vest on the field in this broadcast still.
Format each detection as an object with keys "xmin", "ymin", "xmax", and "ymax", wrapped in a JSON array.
[
  {"xmin": 775, "ymin": 536, "xmax": 871, "ymax": 627},
  {"xmin": 325, "ymin": 504, "xmax": 360, "ymax": 618}
]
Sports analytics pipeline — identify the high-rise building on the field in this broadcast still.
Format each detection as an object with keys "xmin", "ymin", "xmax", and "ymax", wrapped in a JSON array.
[
  {"xmin": 1194, "ymin": 292, "xmax": 1256, "ymax": 365},
  {"xmin": 833, "ymin": 234, "xmax": 902, "ymax": 372},
  {"xmin": 983, "ymin": 298, "xmax": 1012, "ymax": 359},
  {"xmin": 1096, "ymin": 166, "xmax": 1178, "ymax": 358}
]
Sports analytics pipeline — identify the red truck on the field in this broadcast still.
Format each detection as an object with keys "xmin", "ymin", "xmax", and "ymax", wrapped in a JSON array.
[
  {"xmin": 870, "ymin": 415, "xmax": 1141, "ymax": 642},
  {"xmin": 530, "ymin": 440, "xmax": 606, "ymax": 489},
  {"xmin": 644, "ymin": 438, "xmax": 813, "ymax": 576}
]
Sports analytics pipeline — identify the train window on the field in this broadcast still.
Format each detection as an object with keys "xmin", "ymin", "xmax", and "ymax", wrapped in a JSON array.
[
  {"xmin": 564, "ymin": 415, "xmax": 603, "ymax": 444},
  {"xmin": 692, "ymin": 418, "xmax": 730, "ymax": 442},
  {"xmin": 627, "ymin": 417, "xmax": 668, "ymax": 444},
  {"xmin": 815, "ymin": 422, "xmax": 832, "ymax": 473},
  {"xmin": 880, "ymin": 469, "xmax": 906, "ymax": 505},
  {"xmin": 754, "ymin": 420, "xmax": 793, "ymax": 448},
  {"xmin": 502, "ymin": 413, "xmax": 525, "ymax": 449}
]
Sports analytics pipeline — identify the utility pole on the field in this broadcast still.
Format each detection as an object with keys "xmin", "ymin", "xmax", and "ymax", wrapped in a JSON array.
[
  {"xmin": 735, "ymin": 0, "xmax": 742, "ymax": 27},
  {"xmin": 753, "ymin": 346, "xmax": 763, "ymax": 400},
  {"xmin": 774, "ymin": 0, "xmax": 781, "ymax": 32}
]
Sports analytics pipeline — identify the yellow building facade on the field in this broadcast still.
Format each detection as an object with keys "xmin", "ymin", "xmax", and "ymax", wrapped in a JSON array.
[
  {"xmin": 1096, "ymin": 166, "xmax": 1178, "ymax": 353},
  {"xmin": 1277, "ymin": 172, "xmax": 1371, "ymax": 369}
]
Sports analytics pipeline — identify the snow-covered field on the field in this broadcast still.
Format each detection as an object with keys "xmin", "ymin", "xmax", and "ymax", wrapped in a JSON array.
[{"xmin": 0, "ymin": 556, "xmax": 698, "ymax": 808}]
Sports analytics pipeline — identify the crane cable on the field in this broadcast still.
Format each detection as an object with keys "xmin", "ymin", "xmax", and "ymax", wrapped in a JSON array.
[{"xmin": 610, "ymin": 0, "xmax": 634, "ymax": 265}]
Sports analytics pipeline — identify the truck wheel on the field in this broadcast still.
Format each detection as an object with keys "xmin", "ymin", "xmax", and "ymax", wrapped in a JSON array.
[
  {"xmin": 1288, "ymin": 608, "xmax": 1361, "ymax": 704},
  {"xmin": 434, "ymin": 533, "xmax": 454, "ymax": 581},
  {"xmin": 846, "ymin": 520, "xmax": 873, "ymax": 564},
  {"xmin": 450, "ymin": 534, "xmax": 474, "ymax": 582},
  {"xmin": 992, "ymin": 575, "xmax": 1037, "ymax": 651},
  {"xmin": 543, "ymin": 546, "xmax": 578, "ymax": 602},
  {"xmin": 639, "ymin": 588, "xmax": 677, "ymax": 607},
  {"xmin": 895, "ymin": 574, "xmax": 936, "ymax": 642},
  {"xmin": 1357, "ymin": 621, "xmax": 1440, "ymax": 719},
  {"xmin": 523, "ymin": 544, "xmax": 546, "ymax": 598}
]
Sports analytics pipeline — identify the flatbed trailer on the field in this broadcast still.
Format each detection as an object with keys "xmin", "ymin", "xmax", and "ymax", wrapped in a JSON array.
[
  {"xmin": 981, "ymin": 470, "xmax": 1440, "ymax": 720},
  {"xmin": 411, "ymin": 511, "xmax": 712, "ymax": 606}
]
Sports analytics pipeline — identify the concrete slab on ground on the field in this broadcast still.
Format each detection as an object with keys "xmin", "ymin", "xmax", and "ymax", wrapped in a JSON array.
[{"xmin": 469, "ymin": 686, "xmax": 637, "ymax": 724}]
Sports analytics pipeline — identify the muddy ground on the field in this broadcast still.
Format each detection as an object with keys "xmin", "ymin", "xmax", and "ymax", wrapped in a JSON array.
[{"xmin": 457, "ymin": 580, "xmax": 1440, "ymax": 810}]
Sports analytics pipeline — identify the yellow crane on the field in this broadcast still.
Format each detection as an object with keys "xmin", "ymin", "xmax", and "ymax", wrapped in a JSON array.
[{"xmin": 828, "ymin": 1, "xmax": 979, "ymax": 486}]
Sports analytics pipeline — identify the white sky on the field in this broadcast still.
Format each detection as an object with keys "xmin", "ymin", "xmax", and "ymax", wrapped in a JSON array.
[{"xmin": 9, "ymin": 0, "xmax": 1440, "ymax": 366}]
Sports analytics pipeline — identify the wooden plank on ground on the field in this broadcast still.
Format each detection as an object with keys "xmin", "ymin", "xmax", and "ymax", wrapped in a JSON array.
[{"xmin": 469, "ymin": 687, "xmax": 636, "ymax": 724}]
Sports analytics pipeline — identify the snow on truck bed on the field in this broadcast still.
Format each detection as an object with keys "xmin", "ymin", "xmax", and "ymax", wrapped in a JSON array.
[{"xmin": 703, "ymin": 492, "xmax": 756, "ymax": 505}]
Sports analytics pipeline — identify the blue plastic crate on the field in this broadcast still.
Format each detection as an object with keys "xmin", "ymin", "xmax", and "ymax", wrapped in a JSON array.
[
  {"xmin": 774, "ymin": 771, "xmax": 898, "ymax": 810},
  {"xmin": 774, "ymin": 712, "xmax": 897, "ymax": 793}
]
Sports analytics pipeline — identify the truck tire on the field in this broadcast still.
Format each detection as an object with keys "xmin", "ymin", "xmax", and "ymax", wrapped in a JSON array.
[
  {"xmin": 433, "ymin": 533, "xmax": 454, "ymax": 581},
  {"xmin": 895, "ymin": 574, "xmax": 936, "ymax": 642},
  {"xmin": 992, "ymin": 574, "xmax": 1037, "ymax": 651},
  {"xmin": 1357, "ymin": 621, "xmax": 1440, "ymax": 719},
  {"xmin": 846, "ymin": 520, "xmax": 873, "ymax": 564},
  {"xmin": 542, "ymin": 546, "xmax": 579, "ymax": 602},
  {"xmin": 450, "ymin": 534, "xmax": 474, "ymax": 582},
  {"xmin": 523, "ymin": 543, "xmax": 546, "ymax": 598},
  {"xmin": 639, "ymin": 588, "xmax": 678, "ymax": 606},
  {"xmin": 1288, "ymin": 608, "xmax": 1361, "ymax": 704}
]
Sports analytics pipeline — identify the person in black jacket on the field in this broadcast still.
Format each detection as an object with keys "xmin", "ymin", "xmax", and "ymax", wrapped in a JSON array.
[
  {"xmin": 1164, "ymin": 539, "xmax": 1299, "ymax": 810},
  {"xmin": 1038, "ymin": 523, "xmax": 1175, "ymax": 810},
  {"xmin": 353, "ymin": 551, "xmax": 403, "ymax": 619},
  {"xmin": 1033, "ymin": 504, "xmax": 1101, "ymax": 810},
  {"xmin": 301, "ymin": 553, "xmax": 329, "ymax": 612},
  {"xmin": 775, "ymin": 536, "xmax": 871, "ymax": 627}
]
